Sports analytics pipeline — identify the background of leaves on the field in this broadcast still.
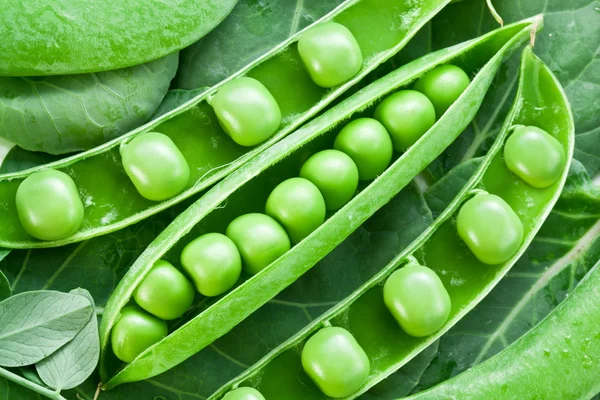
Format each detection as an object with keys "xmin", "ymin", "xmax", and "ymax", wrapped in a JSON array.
[{"xmin": 0, "ymin": 0, "xmax": 598, "ymax": 398}]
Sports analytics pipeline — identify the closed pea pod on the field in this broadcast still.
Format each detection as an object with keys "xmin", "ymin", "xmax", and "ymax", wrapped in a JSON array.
[
  {"xmin": 15, "ymin": 169, "xmax": 84, "ymax": 241},
  {"xmin": 120, "ymin": 132, "xmax": 190, "ymax": 201},
  {"xmin": 503, "ymin": 125, "xmax": 565, "ymax": 188},
  {"xmin": 265, "ymin": 178, "xmax": 326, "ymax": 244},
  {"xmin": 298, "ymin": 22, "xmax": 363, "ymax": 88},
  {"xmin": 132, "ymin": 260, "xmax": 195, "ymax": 320},
  {"xmin": 333, "ymin": 118, "xmax": 393, "ymax": 180},
  {"xmin": 414, "ymin": 64, "xmax": 470, "ymax": 116},
  {"xmin": 111, "ymin": 305, "xmax": 168, "ymax": 364},
  {"xmin": 383, "ymin": 263, "xmax": 451, "ymax": 337},
  {"xmin": 181, "ymin": 233, "xmax": 242, "ymax": 297},
  {"xmin": 226, "ymin": 213, "xmax": 291, "ymax": 275},
  {"xmin": 300, "ymin": 149, "xmax": 359, "ymax": 210},
  {"xmin": 456, "ymin": 193, "xmax": 523, "ymax": 265},
  {"xmin": 301, "ymin": 327, "xmax": 370, "ymax": 398}
]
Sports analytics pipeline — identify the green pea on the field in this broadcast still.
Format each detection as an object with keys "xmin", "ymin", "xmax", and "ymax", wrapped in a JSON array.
[
  {"xmin": 333, "ymin": 118, "xmax": 393, "ymax": 180},
  {"xmin": 414, "ymin": 64, "xmax": 470, "ymax": 116},
  {"xmin": 222, "ymin": 387, "xmax": 265, "ymax": 400},
  {"xmin": 111, "ymin": 305, "xmax": 168, "ymax": 363},
  {"xmin": 301, "ymin": 326, "xmax": 370, "ymax": 398},
  {"xmin": 15, "ymin": 169, "xmax": 84, "ymax": 241},
  {"xmin": 383, "ymin": 264, "xmax": 451, "ymax": 337},
  {"xmin": 121, "ymin": 132, "xmax": 190, "ymax": 201},
  {"xmin": 298, "ymin": 22, "xmax": 363, "ymax": 88},
  {"xmin": 265, "ymin": 178, "xmax": 326, "ymax": 244},
  {"xmin": 180, "ymin": 233, "xmax": 242, "ymax": 297},
  {"xmin": 226, "ymin": 213, "xmax": 291, "ymax": 275},
  {"xmin": 300, "ymin": 149, "xmax": 359, "ymax": 210},
  {"xmin": 457, "ymin": 193, "xmax": 523, "ymax": 265},
  {"xmin": 373, "ymin": 90, "xmax": 436, "ymax": 151},
  {"xmin": 212, "ymin": 77, "xmax": 281, "ymax": 147},
  {"xmin": 503, "ymin": 125, "xmax": 565, "ymax": 188},
  {"xmin": 133, "ymin": 259, "xmax": 195, "ymax": 320}
]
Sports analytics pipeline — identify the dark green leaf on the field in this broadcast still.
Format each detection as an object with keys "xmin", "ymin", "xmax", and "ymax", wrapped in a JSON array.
[
  {"xmin": 0, "ymin": 146, "xmax": 64, "ymax": 174},
  {"xmin": 151, "ymin": 87, "xmax": 209, "ymax": 120}
]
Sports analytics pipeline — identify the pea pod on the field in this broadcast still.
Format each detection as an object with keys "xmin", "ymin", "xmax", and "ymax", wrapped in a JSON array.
[
  {"xmin": 99, "ymin": 19, "xmax": 538, "ymax": 389},
  {"xmin": 0, "ymin": 0, "xmax": 451, "ymax": 249},
  {"xmin": 208, "ymin": 45, "xmax": 573, "ymax": 399},
  {"xmin": 404, "ymin": 258, "xmax": 600, "ymax": 400}
]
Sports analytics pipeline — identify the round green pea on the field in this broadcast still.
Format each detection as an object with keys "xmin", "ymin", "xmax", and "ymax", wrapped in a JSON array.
[
  {"xmin": 222, "ymin": 387, "xmax": 265, "ymax": 400},
  {"xmin": 333, "ymin": 118, "xmax": 393, "ymax": 180},
  {"xmin": 383, "ymin": 264, "xmax": 451, "ymax": 337},
  {"xmin": 226, "ymin": 213, "xmax": 291, "ymax": 275},
  {"xmin": 111, "ymin": 305, "xmax": 168, "ymax": 363},
  {"xmin": 298, "ymin": 22, "xmax": 363, "ymax": 88},
  {"xmin": 121, "ymin": 131, "xmax": 190, "ymax": 201},
  {"xmin": 133, "ymin": 259, "xmax": 195, "ymax": 320},
  {"xmin": 301, "ymin": 327, "xmax": 370, "ymax": 398},
  {"xmin": 15, "ymin": 169, "xmax": 84, "ymax": 241},
  {"xmin": 180, "ymin": 233, "xmax": 242, "ymax": 297},
  {"xmin": 212, "ymin": 77, "xmax": 281, "ymax": 147},
  {"xmin": 414, "ymin": 64, "xmax": 470, "ymax": 116},
  {"xmin": 300, "ymin": 149, "xmax": 359, "ymax": 210},
  {"xmin": 457, "ymin": 193, "xmax": 523, "ymax": 265},
  {"xmin": 373, "ymin": 90, "xmax": 436, "ymax": 151},
  {"xmin": 265, "ymin": 177, "xmax": 326, "ymax": 244},
  {"xmin": 504, "ymin": 125, "xmax": 565, "ymax": 188}
]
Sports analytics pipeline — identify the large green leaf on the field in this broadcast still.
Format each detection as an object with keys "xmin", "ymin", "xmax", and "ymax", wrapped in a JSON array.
[
  {"xmin": 0, "ymin": 55, "xmax": 178, "ymax": 155},
  {"xmin": 0, "ymin": 0, "xmax": 237, "ymax": 76}
]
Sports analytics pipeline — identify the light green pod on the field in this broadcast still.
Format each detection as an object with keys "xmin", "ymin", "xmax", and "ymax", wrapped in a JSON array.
[
  {"xmin": 120, "ymin": 132, "xmax": 190, "ymax": 201},
  {"xmin": 298, "ymin": 22, "xmax": 363, "ymax": 88},
  {"xmin": 15, "ymin": 169, "xmax": 84, "ymax": 241},
  {"xmin": 212, "ymin": 77, "xmax": 281, "ymax": 147},
  {"xmin": 302, "ymin": 326, "xmax": 370, "ymax": 398},
  {"xmin": 383, "ymin": 264, "xmax": 451, "ymax": 337}
]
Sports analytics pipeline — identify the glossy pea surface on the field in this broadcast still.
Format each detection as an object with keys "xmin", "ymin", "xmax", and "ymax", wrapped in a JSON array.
[
  {"xmin": 457, "ymin": 193, "xmax": 523, "ymax": 265},
  {"xmin": 15, "ymin": 169, "xmax": 84, "ymax": 241},
  {"xmin": 383, "ymin": 264, "xmax": 451, "ymax": 337},
  {"xmin": 414, "ymin": 64, "xmax": 470, "ymax": 116},
  {"xmin": 300, "ymin": 149, "xmax": 359, "ymax": 210},
  {"xmin": 212, "ymin": 77, "xmax": 281, "ymax": 147},
  {"xmin": 222, "ymin": 387, "xmax": 265, "ymax": 400},
  {"xmin": 265, "ymin": 178, "xmax": 326, "ymax": 244},
  {"xmin": 111, "ymin": 305, "xmax": 168, "ymax": 363},
  {"xmin": 302, "ymin": 327, "xmax": 370, "ymax": 398},
  {"xmin": 298, "ymin": 22, "xmax": 362, "ymax": 88},
  {"xmin": 121, "ymin": 131, "xmax": 190, "ymax": 201},
  {"xmin": 226, "ymin": 213, "xmax": 291, "ymax": 275},
  {"xmin": 333, "ymin": 118, "xmax": 393, "ymax": 180},
  {"xmin": 504, "ymin": 125, "xmax": 565, "ymax": 188},
  {"xmin": 133, "ymin": 259, "xmax": 195, "ymax": 320},
  {"xmin": 374, "ymin": 90, "xmax": 436, "ymax": 151},
  {"xmin": 181, "ymin": 233, "xmax": 242, "ymax": 297}
]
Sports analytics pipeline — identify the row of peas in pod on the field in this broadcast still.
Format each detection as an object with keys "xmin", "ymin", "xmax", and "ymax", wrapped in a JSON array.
[
  {"xmin": 215, "ymin": 96, "xmax": 568, "ymax": 400},
  {"xmin": 108, "ymin": 60, "xmax": 475, "ymax": 388},
  {"xmin": 12, "ymin": 22, "xmax": 363, "ymax": 242}
]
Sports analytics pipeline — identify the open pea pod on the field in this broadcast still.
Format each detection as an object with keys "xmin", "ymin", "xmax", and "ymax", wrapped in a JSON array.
[
  {"xmin": 98, "ymin": 19, "xmax": 538, "ymax": 389},
  {"xmin": 208, "ymin": 45, "xmax": 574, "ymax": 400},
  {"xmin": 0, "ymin": 0, "xmax": 451, "ymax": 250}
]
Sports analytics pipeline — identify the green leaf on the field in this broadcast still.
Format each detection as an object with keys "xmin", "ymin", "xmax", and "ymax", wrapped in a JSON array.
[
  {"xmin": 174, "ymin": 0, "xmax": 345, "ymax": 89},
  {"xmin": 0, "ymin": 291, "xmax": 93, "ymax": 367},
  {"xmin": 414, "ymin": 160, "xmax": 600, "ymax": 392},
  {"xmin": 0, "ymin": 146, "xmax": 65, "ymax": 174},
  {"xmin": 35, "ymin": 289, "xmax": 100, "ymax": 391},
  {"xmin": 0, "ymin": 0, "xmax": 237, "ymax": 76},
  {"xmin": 0, "ymin": 54, "xmax": 178, "ymax": 155}
]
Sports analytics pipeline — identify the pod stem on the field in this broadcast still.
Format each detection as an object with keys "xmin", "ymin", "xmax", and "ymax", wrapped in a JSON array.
[
  {"xmin": 0, "ymin": 367, "xmax": 67, "ymax": 400},
  {"xmin": 486, "ymin": 0, "xmax": 504, "ymax": 26},
  {"xmin": 468, "ymin": 188, "xmax": 488, "ymax": 197},
  {"xmin": 530, "ymin": 15, "xmax": 542, "ymax": 46},
  {"xmin": 404, "ymin": 255, "xmax": 421, "ymax": 268}
]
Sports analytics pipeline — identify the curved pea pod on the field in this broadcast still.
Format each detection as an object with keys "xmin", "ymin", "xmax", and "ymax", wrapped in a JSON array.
[
  {"xmin": 207, "ymin": 45, "xmax": 574, "ymax": 399},
  {"xmin": 98, "ymin": 19, "xmax": 540, "ymax": 389},
  {"xmin": 0, "ymin": 0, "xmax": 452, "ymax": 250},
  {"xmin": 404, "ymin": 258, "xmax": 600, "ymax": 400}
]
